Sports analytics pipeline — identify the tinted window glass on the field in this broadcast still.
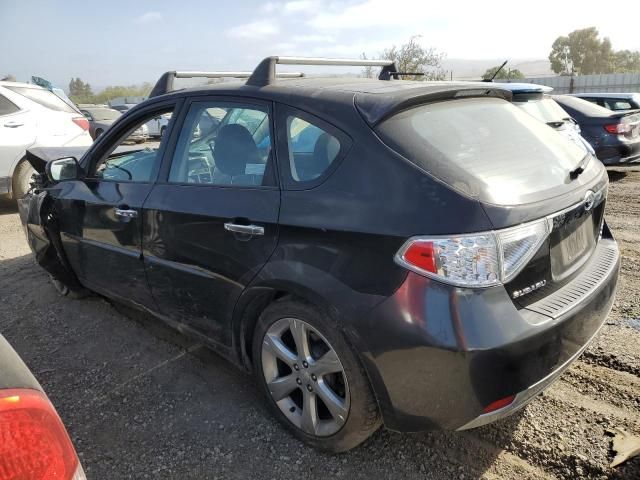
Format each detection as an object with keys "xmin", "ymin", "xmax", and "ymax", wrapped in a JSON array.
[
  {"xmin": 0, "ymin": 94, "xmax": 19, "ymax": 116},
  {"xmin": 5, "ymin": 86, "xmax": 76, "ymax": 113},
  {"xmin": 93, "ymin": 108, "xmax": 173, "ymax": 182},
  {"xmin": 604, "ymin": 99, "xmax": 632, "ymax": 111},
  {"xmin": 556, "ymin": 96, "xmax": 614, "ymax": 116},
  {"xmin": 169, "ymin": 103, "xmax": 272, "ymax": 187},
  {"xmin": 376, "ymin": 97, "xmax": 587, "ymax": 205},
  {"xmin": 286, "ymin": 116, "xmax": 340, "ymax": 182}
]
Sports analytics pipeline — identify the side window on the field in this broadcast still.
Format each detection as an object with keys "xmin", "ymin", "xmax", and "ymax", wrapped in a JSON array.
[
  {"xmin": 92, "ymin": 108, "xmax": 174, "ymax": 183},
  {"xmin": 169, "ymin": 102, "xmax": 272, "ymax": 187},
  {"xmin": 0, "ymin": 94, "xmax": 19, "ymax": 116},
  {"xmin": 286, "ymin": 116, "xmax": 341, "ymax": 182},
  {"xmin": 605, "ymin": 99, "xmax": 632, "ymax": 111}
]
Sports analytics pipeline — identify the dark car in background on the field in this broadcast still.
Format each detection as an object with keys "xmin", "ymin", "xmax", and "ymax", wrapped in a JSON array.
[
  {"xmin": 0, "ymin": 333, "xmax": 85, "ymax": 479},
  {"xmin": 80, "ymin": 106, "xmax": 148, "ymax": 142},
  {"xmin": 554, "ymin": 95, "xmax": 640, "ymax": 165},
  {"xmin": 79, "ymin": 106, "xmax": 121, "ymax": 139},
  {"xmin": 18, "ymin": 57, "xmax": 620, "ymax": 452},
  {"xmin": 570, "ymin": 92, "xmax": 640, "ymax": 112},
  {"xmin": 498, "ymin": 83, "xmax": 594, "ymax": 154}
]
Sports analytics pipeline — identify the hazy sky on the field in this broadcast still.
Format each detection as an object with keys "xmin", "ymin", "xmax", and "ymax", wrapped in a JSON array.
[{"xmin": 1, "ymin": 0, "xmax": 639, "ymax": 89}]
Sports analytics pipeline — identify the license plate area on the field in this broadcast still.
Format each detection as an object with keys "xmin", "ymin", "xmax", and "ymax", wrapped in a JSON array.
[{"xmin": 550, "ymin": 211, "xmax": 596, "ymax": 282}]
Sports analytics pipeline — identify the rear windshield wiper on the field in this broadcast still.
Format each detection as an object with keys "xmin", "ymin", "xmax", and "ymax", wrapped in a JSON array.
[{"xmin": 569, "ymin": 155, "xmax": 591, "ymax": 180}]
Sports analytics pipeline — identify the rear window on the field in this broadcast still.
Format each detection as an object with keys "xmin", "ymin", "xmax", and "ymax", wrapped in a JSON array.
[
  {"xmin": 5, "ymin": 86, "xmax": 77, "ymax": 113},
  {"xmin": 376, "ymin": 97, "xmax": 587, "ymax": 205},
  {"xmin": 556, "ymin": 96, "xmax": 614, "ymax": 116},
  {"xmin": 514, "ymin": 97, "xmax": 570, "ymax": 124}
]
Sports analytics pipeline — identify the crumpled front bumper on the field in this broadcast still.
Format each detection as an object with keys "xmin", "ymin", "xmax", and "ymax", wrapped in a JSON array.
[{"xmin": 17, "ymin": 190, "xmax": 83, "ymax": 290}]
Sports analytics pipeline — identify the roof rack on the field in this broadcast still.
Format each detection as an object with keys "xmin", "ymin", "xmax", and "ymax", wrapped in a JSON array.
[
  {"xmin": 246, "ymin": 56, "xmax": 399, "ymax": 86},
  {"xmin": 149, "ymin": 70, "xmax": 305, "ymax": 98}
]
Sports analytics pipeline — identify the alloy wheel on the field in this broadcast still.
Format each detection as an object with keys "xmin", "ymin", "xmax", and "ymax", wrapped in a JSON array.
[{"xmin": 261, "ymin": 317, "xmax": 350, "ymax": 437}]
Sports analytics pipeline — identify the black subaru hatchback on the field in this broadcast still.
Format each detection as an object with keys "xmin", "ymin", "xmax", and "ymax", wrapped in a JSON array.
[{"xmin": 18, "ymin": 57, "xmax": 619, "ymax": 452}]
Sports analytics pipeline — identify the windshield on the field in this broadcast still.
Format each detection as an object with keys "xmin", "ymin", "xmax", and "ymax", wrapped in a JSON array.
[
  {"xmin": 514, "ymin": 97, "xmax": 570, "ymax": 124},
  {"xmin": 87, "ymin": 108, "xmax": 121, "ymax": 121},
  {"xmin": 6, "ymin": 86, "xmax": 77, "ymax": 113},
  {"xmin": 376, "ymin": 97, "xmax": 588, "ymax": 205}
]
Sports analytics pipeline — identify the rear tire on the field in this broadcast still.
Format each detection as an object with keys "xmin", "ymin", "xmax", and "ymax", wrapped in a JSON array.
[
  {"xmin": 11, "ymin": 159, "xmax": 35, "ymax": 200},
  {"xmin": 252, "ymin": 298, "xmax": 381, "ymax": 452}
]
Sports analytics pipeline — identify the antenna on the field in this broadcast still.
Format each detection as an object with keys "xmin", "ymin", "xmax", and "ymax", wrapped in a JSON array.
[{"xmin": 482, "ymin": 60, "xmax": 508, "ymax": 82}]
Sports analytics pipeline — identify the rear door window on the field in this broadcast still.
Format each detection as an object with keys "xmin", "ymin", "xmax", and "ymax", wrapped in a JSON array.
[
  {"xmin": 286, "ymin": 116, "xmax": 341, "ymax": 182},
  {"xmin": 376, "ymin": 97, "xmax": 588, "ymax": 205},
  {"xmin": 5, "ymin": 86, "xmax": 77, "ymax": 113}
]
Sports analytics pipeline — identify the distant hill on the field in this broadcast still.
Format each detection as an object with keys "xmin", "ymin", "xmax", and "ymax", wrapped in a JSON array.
[{"xmin": 443, "ymin": 58, "xmax": 554, "ymax": 80}]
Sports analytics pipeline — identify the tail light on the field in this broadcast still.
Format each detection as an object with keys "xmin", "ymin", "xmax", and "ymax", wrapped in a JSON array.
[
  {"xmin": 395, "ymin": 219, "xmax": 549, "ymax": 288},
  {"xmin": 604, "ymin": 123, "xmax": 631, "ymax": 135},
  {"xmin": 71, "ymin": 117, "xmax": 89, "ymax": 131},
  {"xmin": 0, "ymin": 389, "xmax": 86, "ymax": 480}
]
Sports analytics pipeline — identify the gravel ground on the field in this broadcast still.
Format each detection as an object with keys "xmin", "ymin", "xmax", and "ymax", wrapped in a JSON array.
[{"xmin": 1, "ymin": 167, "xmax": 639, "ymax": 479}]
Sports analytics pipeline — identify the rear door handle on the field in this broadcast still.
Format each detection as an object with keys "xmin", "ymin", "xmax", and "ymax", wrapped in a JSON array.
[
  {"xmin": 4, "ymin": 121, "xmax": 24, "ymax": 128},
  {"xmin": 224, "ymin": 222, "xmax": 264, "ymax": 236},
  {"xmin": 114, "ymin": 208, "xmax": 138, "ymax": 219}
]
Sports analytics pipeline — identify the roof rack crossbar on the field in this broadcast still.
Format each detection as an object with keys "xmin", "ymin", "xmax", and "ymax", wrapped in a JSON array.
[
  {"xmin": 246, "ymin": 56, "xmax": 399, "ymax": 86},
  {"xmin": 149, "ymin": 70, "xmax": 304, "ymax": 97}
]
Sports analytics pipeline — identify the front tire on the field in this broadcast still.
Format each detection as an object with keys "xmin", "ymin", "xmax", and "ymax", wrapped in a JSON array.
[
  {"xmin": 50, "ymin": 276, "xmax": 90, "ymax": 299},
  {"xmin": 252, "ymin": 298, "xmax": 381, "ymax": 452},
  {"xmin": 11, "ymin": 159, "xmax": 35, "ymax": 200}
]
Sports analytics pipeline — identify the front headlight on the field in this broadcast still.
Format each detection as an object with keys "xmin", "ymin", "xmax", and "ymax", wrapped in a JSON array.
[{"xmin": 395, "ymin": 219, "xmax": 549, "ymax": 288}]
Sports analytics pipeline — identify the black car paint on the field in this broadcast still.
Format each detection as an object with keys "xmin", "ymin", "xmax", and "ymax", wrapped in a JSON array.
[
  {"xmin": 554, "ymin": 95, "xmax": 640, "ymax": 165},
  {"xmin": 19, "ymin": 79, "xmax": 619, "ymax": 432}
]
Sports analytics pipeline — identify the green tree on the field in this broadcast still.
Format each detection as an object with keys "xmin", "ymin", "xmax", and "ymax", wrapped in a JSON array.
[
  {"xmin": 612, "ymin": 50, "xmax": 640, "ymax": 73},
  {"xmin": 482, "ymin": 65, "xmax": 525, "ymax": 80},
  {"xmin": 380, "ymin": 36, "xmax": 446, "ymax": 81},
  {"xmin": 92, "ymin": 83, "xmax": 152, "ymax": 104},
  {"xmin": 68, "ymin": 78, "xmax": 94, "ymax": 103},
  {"xmin": 549, "ymin": 27, "xmax": 614, "ymax": 75}
]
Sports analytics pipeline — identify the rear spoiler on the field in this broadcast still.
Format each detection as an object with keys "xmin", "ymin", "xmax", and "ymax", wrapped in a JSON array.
[
  {"xmin": 612, "ymin": 109, "xmax": 640, "ymax": 120},
  {"xmin": 356, "ymin": 83, "xmax": 513, "ymax": 126}
]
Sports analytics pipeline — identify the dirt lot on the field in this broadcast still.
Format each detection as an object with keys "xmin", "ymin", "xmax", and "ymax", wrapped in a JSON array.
[{"xmin": 1, "ymin": 168, "xmax": 639, "ymax": 480}]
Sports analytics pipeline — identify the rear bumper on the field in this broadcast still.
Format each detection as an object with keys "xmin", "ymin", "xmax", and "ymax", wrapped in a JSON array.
[
  {"xmin": 355, "ymin": 236, "xmax": 620, "ymax": 432},
  {"xmin": 597, "ymin": 140, "xmax": 640, "ymax": 165}
]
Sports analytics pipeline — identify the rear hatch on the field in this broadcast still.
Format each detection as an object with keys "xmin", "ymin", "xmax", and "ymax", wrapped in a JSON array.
[{"xmin": 367, "ymin": 95, "xmax": 608, "ymax": 302}]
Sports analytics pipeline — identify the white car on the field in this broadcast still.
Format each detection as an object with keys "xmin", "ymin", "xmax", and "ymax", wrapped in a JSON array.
[
  {"xmin": 145, "ymin": 113, "xmax": 170, "ymax": 137},
  {"xmin": 0, "ymin": 81, "xmax": 93, "ymax": 199}
]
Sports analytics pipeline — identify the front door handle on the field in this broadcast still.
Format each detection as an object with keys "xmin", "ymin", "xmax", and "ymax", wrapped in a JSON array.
[
  {"xmin": 114, "ymin": 208, "xmax": 138, "ymax": 219},
  {"xmin": 4, "ymin": 121, "xmax": 24, "ymax": 128},
  {"xmin": 224, "ymin": 222, "xmax": 264, "ymax": 236}
]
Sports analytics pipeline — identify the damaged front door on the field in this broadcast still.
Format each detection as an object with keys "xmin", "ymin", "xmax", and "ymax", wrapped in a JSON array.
[{"xmin": 54, "ymin": 104, "xmax": 176, "ymax": 308}]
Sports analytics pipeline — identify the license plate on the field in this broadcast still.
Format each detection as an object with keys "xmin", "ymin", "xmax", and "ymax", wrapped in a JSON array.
[{"xmin": 560, "ymin": 220, "xmax": 589, "ymax": 264}]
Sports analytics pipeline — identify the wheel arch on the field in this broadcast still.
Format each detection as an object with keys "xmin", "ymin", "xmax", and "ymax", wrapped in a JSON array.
[{"xmin": 232, "ymin": 280, "xmax": 342, "ymax": 372}]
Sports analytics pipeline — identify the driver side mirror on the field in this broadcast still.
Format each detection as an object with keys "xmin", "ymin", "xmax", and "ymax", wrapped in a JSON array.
[{"xmin": 46, "ymin": 157, "xmax": 81, "ymax": 182}]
